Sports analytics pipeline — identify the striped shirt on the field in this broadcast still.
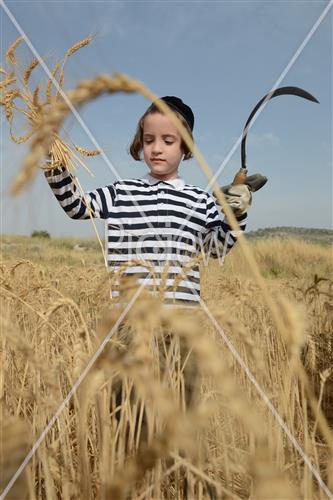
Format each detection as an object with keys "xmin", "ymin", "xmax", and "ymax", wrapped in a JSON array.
[{"xmin": 44, "ymin": 168, "xmax": 247, "ymax": 306}]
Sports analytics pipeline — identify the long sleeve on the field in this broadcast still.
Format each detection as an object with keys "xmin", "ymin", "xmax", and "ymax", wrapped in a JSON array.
[
  {"xmin": 203, "ymin": 193, "xmax": 247, "ymax": 259},
  {"xmin": 44, "ymin": 166, "xmax": 116, "ymax": 220}
]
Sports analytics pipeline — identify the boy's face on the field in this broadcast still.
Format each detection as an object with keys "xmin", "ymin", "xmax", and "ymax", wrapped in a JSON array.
[{"xmin": 142, "ymin": 112, "xmax": 184, "ymax": 180}]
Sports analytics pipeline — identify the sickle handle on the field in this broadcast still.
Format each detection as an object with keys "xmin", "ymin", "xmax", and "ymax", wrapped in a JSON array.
[{"xmin": 232, "ymin": 167, "xmax": 248, "ymax": 185}]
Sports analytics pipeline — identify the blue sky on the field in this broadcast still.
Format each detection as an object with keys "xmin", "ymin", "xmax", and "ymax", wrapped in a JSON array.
[{"xmin": 1, "ymin": 1, "xmax": 332, "ymax": 238}]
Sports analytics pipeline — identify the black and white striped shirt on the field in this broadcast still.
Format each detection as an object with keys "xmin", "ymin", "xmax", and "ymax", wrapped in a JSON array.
[{"xmin": 45, "ymin": 168, "xmax": 247, "ymax": 305}]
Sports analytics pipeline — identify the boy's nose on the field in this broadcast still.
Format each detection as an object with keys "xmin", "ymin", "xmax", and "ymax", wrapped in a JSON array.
[{"xmin": 152, "ymin": 143, "xmax": 163, "ymax": 153}]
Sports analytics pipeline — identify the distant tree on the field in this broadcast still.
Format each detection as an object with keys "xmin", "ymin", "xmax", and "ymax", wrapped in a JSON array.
[{"xmin": 31, "ymin": 230, "xmax": 51, "ymax": 239}]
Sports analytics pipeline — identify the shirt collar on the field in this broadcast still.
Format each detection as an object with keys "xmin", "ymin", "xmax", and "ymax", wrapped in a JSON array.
[{"xmin": 141, "ymin": 173, "xmax": 185, "ymax": 191}]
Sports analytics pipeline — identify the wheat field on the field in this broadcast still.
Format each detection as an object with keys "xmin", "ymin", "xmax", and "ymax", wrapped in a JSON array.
[{"xmin": 1, "ymin": 235, "xmax": 332, "ymax": 499}]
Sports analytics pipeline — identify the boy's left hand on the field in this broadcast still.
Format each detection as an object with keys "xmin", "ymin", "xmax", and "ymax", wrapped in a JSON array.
[
  {"xmin": 217, "ymin": 172, "xmax": 268, "ymax": 216},
  {"xmin": 222, "ymin": 184, "xmax": 252, "ymax": 216}
]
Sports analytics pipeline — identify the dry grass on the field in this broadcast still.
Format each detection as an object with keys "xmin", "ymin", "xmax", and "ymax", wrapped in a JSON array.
[{"xmin": 1, "ymin": 236, "xmax": 332, "ymax": 499}]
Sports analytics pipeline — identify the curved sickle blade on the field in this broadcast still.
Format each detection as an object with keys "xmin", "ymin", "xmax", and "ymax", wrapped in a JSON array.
[{"xmin": 241, "ymin": 86, "xmax": 319, "ymax": 170}]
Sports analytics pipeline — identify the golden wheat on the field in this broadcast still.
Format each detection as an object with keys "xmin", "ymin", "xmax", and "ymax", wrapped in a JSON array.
[
  {"xmin": 0, "ymin": 410, "xmax": 31, "ymax": 500},
  {"xmin": 66, "ymin": 36, "xmax": 93, "ymax": 57},
  {"xmin": 74, "ymin": 144, "xmax": 100, "ymax": 156},
  {"xmin": 1, "ymin": 237, "xmax": 332, "ymax": 498},
  {"xmin": 1, "ymin": 36, "xmax": 101, "ymax": 191},
  {"xmin": 0, "ymin": 74, "xmax": 16, "ymax": 89},
  {"xmin": 57, "ymin": 36, "xmax": 94, "ymax": 94},
  {"xmin": 5, "ymin": 36, "xmax": 24, "ymax": 65},
  {"xmin": 45, "ymin": 62, "xmax": 59, "ymax": 102},
  {"xmin": 23, "ymin": 58, "xmax": 40, "ymax": 85},
  {"xmin": 32, "ymin": 85, "xmax": 40, "ymax": 107}
]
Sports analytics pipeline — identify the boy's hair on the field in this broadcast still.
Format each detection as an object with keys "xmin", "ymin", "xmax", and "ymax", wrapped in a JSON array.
[{"xmin": 129, "ymin": 103, "xmax": 194, "ymax": 161}]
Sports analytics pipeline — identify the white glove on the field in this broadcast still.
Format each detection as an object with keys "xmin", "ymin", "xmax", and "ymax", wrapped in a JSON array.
[{"xmin": 223, "ymin": 184, "xmax": 252, "ymax": 216}]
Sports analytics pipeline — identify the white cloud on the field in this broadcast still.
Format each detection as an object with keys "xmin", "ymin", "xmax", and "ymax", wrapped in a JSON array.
[
  {"xmin": 90, "ymin": 3, "xmax": 127, "ymax": 40},
  {"xmin": 247, "ymin": 132, "xmax": 281, "ymax": 147},
  {"xmin": 230, "ymin": 131, "xmax": 280, "ymax": 148}
]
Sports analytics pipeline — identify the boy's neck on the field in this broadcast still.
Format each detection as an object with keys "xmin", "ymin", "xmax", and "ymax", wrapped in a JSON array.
[{"xmin": 149, "ymin": 171, "xmax": 180, "ymax": 181}]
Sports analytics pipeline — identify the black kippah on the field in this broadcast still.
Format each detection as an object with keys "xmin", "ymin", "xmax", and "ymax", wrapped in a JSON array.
[{"xmin": 156, "ymin": 96, "xmax": 195, "ymax": 131}]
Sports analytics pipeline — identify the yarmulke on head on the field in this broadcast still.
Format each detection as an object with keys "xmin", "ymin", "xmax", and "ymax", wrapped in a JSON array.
[{"xmin": 156, "ymin": 96, "xmax": 195, "ymax": 132}]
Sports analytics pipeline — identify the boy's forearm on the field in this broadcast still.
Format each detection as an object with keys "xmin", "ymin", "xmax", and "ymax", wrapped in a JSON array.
[
  {"xmin": 219, "ymin": 211, "xmax": 247, "ymax": 252},
  {"xmin": 44, "ymin": 167, "xmax": 91, "ymax": 219},
  {"xmin": 44, "ymin": 164, "xmax": 115, "ymax": 219},
  {"xmin": 222, "ymin": 211, "xmax": 247, "ymax": 238}
]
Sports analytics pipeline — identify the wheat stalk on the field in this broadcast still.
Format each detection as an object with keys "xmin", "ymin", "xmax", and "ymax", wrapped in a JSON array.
[
  {"xmin": 45, "ymin": 62, "xmax": 60, "ymax": 102},
  {"xmin": 0, "ymin": 410, "xmax": 31, "ymax": 500},
  {"xmin": 66, "ymin": 35, "xmax": 93, "ymax": 57},
  {"xmin": 74, "ymin": 144, "xmax": 100, "ymax": 157},
  {"xmin": 6, "ymin": 36, "xmax": 24, "ymax": 65},
  {"xmin": 23, "ymin": 58, "xmax": 39, "ymax": 85},
  {"xmin": 1, "ymin": 36, "xmax": 104, "ymax": 189},
  {"xmin": 56, "ymin": 36, "xmax": 93, "ymax": 97},
  {"xmin": 32, "ymin": 85, "xmax": 41, "ymax": 107},
  {"xmin": 10, "ymin": 128, "xmax": 35, "ymax": 144},
  {"xmin": 3, "ymin": 88, "xmax": 24, "ymax": 123},
  {"xmin": 0, "ymin": 74, "xmax": 16, "ymax": 89}
]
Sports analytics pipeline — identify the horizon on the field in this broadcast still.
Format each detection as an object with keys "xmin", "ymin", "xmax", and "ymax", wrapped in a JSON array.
[{"xmin": 2, "ymin": 224, "xmax": 333, "ymax": 240}]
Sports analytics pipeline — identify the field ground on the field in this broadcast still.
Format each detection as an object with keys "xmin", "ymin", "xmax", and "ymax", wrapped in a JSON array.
[{"xmin": 1, "ymin": 235, "xmax": 332, "ymax": 499}]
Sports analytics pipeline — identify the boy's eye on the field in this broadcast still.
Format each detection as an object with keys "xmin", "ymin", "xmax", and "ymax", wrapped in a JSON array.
[{"xmin": 144, "ymin": 139, "xmax": 174, "ymax": 145}]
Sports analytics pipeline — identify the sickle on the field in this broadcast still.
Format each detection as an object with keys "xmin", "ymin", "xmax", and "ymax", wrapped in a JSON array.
[
  {"xmin": 241, "ymin": 86, "xmax": 319, "ymax": 171},
  {"xmin": 221, "ymin": 87, "xmax": 319, "ymax": 197},
  {"xmin": 231, "ymin": 86, "xmax": 320, "ymax": 189}
]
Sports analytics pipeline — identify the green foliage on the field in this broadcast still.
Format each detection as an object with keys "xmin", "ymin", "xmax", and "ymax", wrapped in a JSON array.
[
  {"xmin": 247, "ymin": 226, "xmax": 333, "ymax": 245},
  {"xmin": 31, "ymin": 230, "xmax": 51, "ymax": 239}
]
